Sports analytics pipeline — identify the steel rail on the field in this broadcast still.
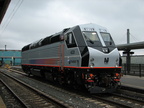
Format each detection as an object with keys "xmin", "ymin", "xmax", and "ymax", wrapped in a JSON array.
[
  {"xmin": 0, "ymin": 79, "xmax": 28, "ymax": 108},
  {"xmin": 0, "ymin": 72, "xmax": 72, "ymax": 108}
]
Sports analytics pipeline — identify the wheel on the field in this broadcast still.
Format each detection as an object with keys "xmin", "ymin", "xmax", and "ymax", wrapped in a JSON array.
[{"xmin": 26, "ymin": 70, "xmax": 31, "ymax": 76}]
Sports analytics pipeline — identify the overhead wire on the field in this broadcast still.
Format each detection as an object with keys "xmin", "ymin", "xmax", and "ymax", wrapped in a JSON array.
[
  {"xmin": 118, "ymin": 30, "xmax": 140, "ymax": 44},
  {"xmin": 0, "ymin": 0, "xmax": 24, "ymax": 49},
  {"xmin": 130, "ymin": 33, "xmax": 140, "ymax": 42},
  {"xmin": 0, "ymin": 0, "xmax": 24, "ymax": 36},
  {"xmin": 1, "ymin": 0, "xmax": 21, "ymax": 29},
  {"xmin": 116, "ymin": 32, "xmax": 127, "ymax": 44}
]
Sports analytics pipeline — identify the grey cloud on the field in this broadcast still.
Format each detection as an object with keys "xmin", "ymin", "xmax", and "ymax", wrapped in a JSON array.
[{"xmin": 0, "ymin": 0, "xmax": 144, "ymax": 55}]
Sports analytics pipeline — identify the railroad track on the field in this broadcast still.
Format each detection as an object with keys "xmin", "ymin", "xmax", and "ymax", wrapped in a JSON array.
[
  {"xmin": 1, "ymin": 67, "xmax": 144, "ymax": 108},
  {"xmin": 0, "ymin": 72, "xmax": 71, "ymax": 108},
  {"xmin": 0, "ymin": 79, "xmax": 27, "ymax": 108},
  {"xmin": 0, "ymin": 68, "xmax": 117, "ymax": 107},
  {"xmin": 121, "ymin": 85, "xmax": 144, "ymax": 94},
  {"xmin": 91, "ymin": 92, "xmax": 144, "ymax": 108},
  {"xmin": 116, "ymin": 88, "xmax": 144, "ymax": 101},
  {"xmin": 90, "ymin": 83, "xmax": 144, "ymax": 108},
  {"xmin": 8, "ymin": 68, "xmax": 26, "ymax": 75},
  {"xmin": 0, "ymin": 79, "xmax": 26, "ymax": 108}
]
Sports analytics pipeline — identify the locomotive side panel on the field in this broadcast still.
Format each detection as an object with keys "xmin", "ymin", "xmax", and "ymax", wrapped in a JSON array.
[
  {"xmin": 22, "ymin": 42, "xmax": 62, "ymax": 66},
  {"xmin": 21, "ymin": 42, "xmax": 64, "ymax": 77},
  {"xmin": 64, "ymin": 47, "xmax": 81, "ymax": 67}
]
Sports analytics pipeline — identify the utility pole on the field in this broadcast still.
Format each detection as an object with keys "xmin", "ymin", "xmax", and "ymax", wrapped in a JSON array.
[
  {"xmin": 126, "ymin": 29, "xmax": 130, "ymax": 74},
  {"xmin": 5, "ymin": 45, "xmax": 7, "ymax": 51},
  {"xmin": 127, "ymin": 29, "xmax": 130, "ymax": 44}
]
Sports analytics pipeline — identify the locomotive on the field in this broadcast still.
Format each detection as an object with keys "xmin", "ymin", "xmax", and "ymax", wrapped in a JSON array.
[{"xmin": 21, "ymin": 23, "xmax": 122, "ymax": 93}]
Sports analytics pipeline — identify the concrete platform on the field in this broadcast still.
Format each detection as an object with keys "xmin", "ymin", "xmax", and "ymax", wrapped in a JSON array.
[
  {"xmin": 121, "ymin": 75, "xmax": 144, "ymax": 90},
  {"xmin": 0, "ymin": 96, "xmax": 6, "ymax": 108}
]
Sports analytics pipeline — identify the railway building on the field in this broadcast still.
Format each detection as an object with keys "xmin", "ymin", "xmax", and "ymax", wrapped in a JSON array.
[{"xmin": 0, "ymin": 49, "xmax": 21, "ymax": 66}]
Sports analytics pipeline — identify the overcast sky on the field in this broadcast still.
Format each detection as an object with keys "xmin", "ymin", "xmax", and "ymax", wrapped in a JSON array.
[{"xmin": 0, "ymin": 0, "xmax": 144, "ymax": 54}]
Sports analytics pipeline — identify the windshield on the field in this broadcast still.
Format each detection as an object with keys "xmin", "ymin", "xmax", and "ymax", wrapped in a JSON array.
[
  {"xmin": 83, "ymin": 31, "xmax": 102, "ymax": 47},
  {"xmin": 100, "ymin": 32, "xmax": 115, "ymax": 47},
  {"xmin": 83, "ymin": 32, "xmax": 99, "ymax": 42}
]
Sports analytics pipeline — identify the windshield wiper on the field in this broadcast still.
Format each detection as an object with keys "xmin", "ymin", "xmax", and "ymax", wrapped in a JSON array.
[
  {"xmin": 88, "ymin": 38, "xmax": 94, "ymax": 44},
  {"xmin": 84, "ymin": 35, "xmax": 94, "ymax": 44}
]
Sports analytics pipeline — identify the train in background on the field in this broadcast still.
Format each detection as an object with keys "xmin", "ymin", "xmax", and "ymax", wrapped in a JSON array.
[{"xmin": 21, "ymin": 23, "xmax": 122, "ymax": 93}]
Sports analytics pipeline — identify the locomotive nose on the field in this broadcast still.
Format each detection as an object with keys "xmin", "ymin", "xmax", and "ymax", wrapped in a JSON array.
[{"xmin": 88, "ymin": 47, "xmax": 120, "ymax": 68}]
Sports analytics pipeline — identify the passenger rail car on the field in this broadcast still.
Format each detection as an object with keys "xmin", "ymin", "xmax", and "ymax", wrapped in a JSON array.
[{"xmin": 21, "ymin": 23, "xmax": 122, "ymax": 93}]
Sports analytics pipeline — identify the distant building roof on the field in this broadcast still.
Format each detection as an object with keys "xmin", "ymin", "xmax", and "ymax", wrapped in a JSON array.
[
  {"xmin": 0, "ymin": 0, "xmax": 11, "ymax": 24},
  {"xmin": 0, "ymin": 49, "xmax": 21, "ymax": 51}
]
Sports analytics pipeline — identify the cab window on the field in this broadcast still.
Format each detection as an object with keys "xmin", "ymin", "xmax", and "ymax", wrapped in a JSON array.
[
  {"xmin": 100, "ymin": 32, "xmax": 115, "ymax": 47},
  {"xmin": 65, "ymin": 32, "xmax": 77, "ymax": 48}
]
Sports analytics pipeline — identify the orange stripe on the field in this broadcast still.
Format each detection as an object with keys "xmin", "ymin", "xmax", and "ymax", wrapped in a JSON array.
[
  {"xmin": 64, "ymin": 66, "xmax": 122, "ymax": 69},
  {"xmin": 22, "ymin": 64, "xmax": 122, "ymax": 69}
]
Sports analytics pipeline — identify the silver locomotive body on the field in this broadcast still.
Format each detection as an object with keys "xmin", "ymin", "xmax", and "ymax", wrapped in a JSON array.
[{"xmin": 21, "ymin": 23, "xmax": 122, "ymax": 93}]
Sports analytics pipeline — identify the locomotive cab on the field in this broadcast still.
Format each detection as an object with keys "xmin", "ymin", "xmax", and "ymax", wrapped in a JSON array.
[
  {"xmin": 78, "ymin": 24, "xmax": 122, "ymax": 93},
  {"xmin": 62, "ymin": 23, "xmax": 122, "ymax": 93}
]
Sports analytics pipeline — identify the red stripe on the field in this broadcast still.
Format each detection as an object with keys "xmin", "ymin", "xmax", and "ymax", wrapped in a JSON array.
[
  {"xmin": 21, "ymin": 64, "xmax": 122, "ymax": 69},
  {"xmin": 64, "ymin": 66, "xmax": 122, "ymax": 69}
]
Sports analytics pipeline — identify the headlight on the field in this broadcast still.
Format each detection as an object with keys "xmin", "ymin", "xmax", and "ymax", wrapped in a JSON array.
[
  {"xmin": 116, "ymin": 58, "xmax": 119, "ymax": 67},
  {"xmin": 90, "ymin": 63, "xmax": 94, "ymax": 68}
]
